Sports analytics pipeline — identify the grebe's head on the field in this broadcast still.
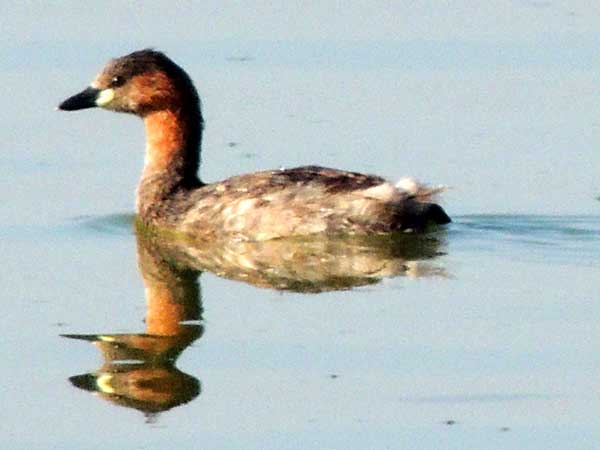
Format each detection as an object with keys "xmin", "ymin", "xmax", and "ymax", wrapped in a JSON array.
[{"xmin": 59, "ymin": 49, "xmax": 199, "ymax": 117}]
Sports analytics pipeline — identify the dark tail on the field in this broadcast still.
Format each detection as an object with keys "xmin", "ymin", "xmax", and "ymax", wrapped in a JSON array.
[
  {"xmin": 423, "ymin": 203, "xmax": 451, "ymax": 225},
  {"xmin": 398, "ymin": 201, "xmax": 451, "ymax": 231}
]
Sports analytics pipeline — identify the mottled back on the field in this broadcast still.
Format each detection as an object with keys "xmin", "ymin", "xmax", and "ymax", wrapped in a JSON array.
[{"xmin": 177, "ymin": 166, "xmax": 449, "ymax": 240}]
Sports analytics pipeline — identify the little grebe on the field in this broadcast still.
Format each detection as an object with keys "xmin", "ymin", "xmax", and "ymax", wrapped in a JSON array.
[{"xmin": 59, "ymin": 49, "xmax": 450, "ymax": 240}]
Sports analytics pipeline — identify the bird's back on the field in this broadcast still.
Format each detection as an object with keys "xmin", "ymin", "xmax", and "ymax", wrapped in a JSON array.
[{"xmin": 176, "ymin": 166, "xmax": 450, "ymax": 240}]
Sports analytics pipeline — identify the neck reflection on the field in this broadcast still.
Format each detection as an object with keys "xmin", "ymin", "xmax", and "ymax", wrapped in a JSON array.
[{"xmin": 63, "ymin": 229, "xmax": 204, "ymax": 418}]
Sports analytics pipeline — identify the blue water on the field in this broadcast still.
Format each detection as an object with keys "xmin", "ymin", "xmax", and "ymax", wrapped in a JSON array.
[
  {"xmin": 3, "ymin": 2, "xmax": 600, "ymax": 449},
  {"xmin": 3, "ymin": 214, "xmax": 599, "ymax": 449}
]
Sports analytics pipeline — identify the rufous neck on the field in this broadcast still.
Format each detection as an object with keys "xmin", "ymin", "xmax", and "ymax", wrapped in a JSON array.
[{"xmin": 142, "ymin": 106, "xmax": 202, "ymax": 185}]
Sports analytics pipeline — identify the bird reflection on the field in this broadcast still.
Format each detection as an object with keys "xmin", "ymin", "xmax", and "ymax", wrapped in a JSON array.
[
  {"xmin": 63, "ymin": 231, "xmax": 204, "ymax": 419},
  {"xmin": 64, "ymin": 222, "xmax": 447, "ymax": 417},
  {"xmin": 136, "ymin": 223, "xmax": 448, "ymax": 292}
]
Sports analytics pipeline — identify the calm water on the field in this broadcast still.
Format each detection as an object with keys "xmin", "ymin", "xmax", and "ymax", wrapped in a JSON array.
[{"xmin": 2, "ymin": 2, "xmax": 600, "ymax": 449}]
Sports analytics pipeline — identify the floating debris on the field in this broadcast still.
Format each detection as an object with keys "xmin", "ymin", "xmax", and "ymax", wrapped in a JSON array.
[{"xmin": 225, "ymin": 56, "xmax": 253, "ymax": 62}]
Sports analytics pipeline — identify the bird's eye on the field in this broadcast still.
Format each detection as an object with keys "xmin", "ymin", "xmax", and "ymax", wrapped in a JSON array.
[{"xmin": 110, "ymin": 75, "xmax": 125, "ymax": 87}]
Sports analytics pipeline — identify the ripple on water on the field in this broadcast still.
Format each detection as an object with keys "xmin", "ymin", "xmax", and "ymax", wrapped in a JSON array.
[
  {"xmin": 23, "ymin": 213, "xmax": 599, "ymax": 269},
  {"xmin": 450, "ymin": 214, "xmax": 600, "ymax": 265},
  {"xmin": 67, "ymin": 213, "xmax": 135, "ymax": 237}
]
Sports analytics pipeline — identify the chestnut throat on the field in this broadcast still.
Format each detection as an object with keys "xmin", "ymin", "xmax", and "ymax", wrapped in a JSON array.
[{"xmin": 137, "ymin": 101, "xmax": 204, "ymax": 222}]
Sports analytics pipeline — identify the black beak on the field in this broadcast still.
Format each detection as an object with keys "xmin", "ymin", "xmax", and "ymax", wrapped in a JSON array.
[
  {"xmin": 58, "ymin": 87, "xmax": 101, "ymax": 111},
  {"xmin": 69, "ymin": 373, "xmax": 99, "ymax": 392}
]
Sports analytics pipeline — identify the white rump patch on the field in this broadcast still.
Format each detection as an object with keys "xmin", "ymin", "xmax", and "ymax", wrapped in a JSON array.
[
  {"xmin": 396, "ymin": 177, "xmax": 448, "ymax": 201},
  {"xmin": 395, "ymin": 177, "xmax": 420, "ymax": 195},
  {"xmin": 361, "ymin": 182, "xmax": 397, "ymax": 201}
]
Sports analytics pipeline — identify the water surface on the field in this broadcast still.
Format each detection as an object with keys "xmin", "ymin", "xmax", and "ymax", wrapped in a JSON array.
[{"xmin": 2, "ymin": 2, "xmax": 600, "ymax": 449}]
